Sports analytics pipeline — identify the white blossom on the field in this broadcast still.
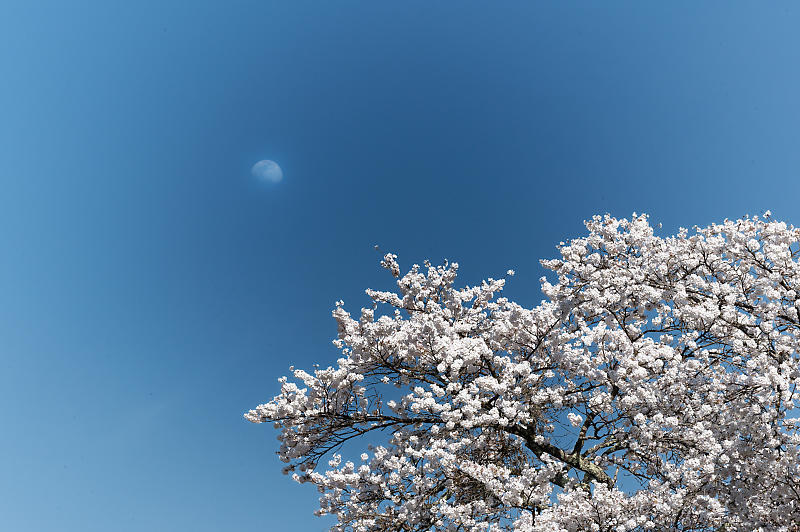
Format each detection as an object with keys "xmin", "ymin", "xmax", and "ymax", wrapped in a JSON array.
[{"xmin": 247, "ymin": 213, "xmax": 800, "ymax": 531}]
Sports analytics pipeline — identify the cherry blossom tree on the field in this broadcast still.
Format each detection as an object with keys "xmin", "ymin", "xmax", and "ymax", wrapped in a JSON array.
[{"xmin": 247, "ymin": 213, "xmax": 800, "ymax": 531}]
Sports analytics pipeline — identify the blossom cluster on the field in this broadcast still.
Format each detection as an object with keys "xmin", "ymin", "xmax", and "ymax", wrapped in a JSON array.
[{"xmin": 247, "ymin": 214, "xmax": 800, "ymax": 531}]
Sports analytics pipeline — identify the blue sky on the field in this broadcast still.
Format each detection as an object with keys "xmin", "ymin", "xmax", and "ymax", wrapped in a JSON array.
[{"xmin": 2, "ymin": 2, "xmax": 799, "ymax": 530}]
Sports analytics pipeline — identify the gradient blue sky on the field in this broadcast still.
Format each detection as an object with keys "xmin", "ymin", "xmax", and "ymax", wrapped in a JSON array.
[{"xmin": 2, "ymin": 2, "xmax": 800, "ymax": 531}]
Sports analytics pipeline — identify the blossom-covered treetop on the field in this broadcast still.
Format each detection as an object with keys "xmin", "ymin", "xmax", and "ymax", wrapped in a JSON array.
[{"xmin": 248, "ymin": 213, "xmax": 800, "ymax": 531}]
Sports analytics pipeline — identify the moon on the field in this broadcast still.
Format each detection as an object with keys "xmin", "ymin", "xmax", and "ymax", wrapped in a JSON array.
[{"xmin": 251, "ymin": 160, "xmax": 283, "ymax": 183}]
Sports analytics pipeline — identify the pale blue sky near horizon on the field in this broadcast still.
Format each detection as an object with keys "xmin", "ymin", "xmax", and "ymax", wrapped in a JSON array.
[{"xmin": 2, "ymin": 2, "xmax": 800, "ymax": 530}]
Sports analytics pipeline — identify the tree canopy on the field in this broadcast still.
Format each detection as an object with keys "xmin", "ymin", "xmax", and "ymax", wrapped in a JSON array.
[{"xmin": 247, "ymin": 214, "xmax": 800, "ymax": 531}]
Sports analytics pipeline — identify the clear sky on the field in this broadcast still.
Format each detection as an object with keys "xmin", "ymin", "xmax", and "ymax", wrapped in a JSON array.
[{"xmin": 2, "ymin": 2, "xmax": 800, "ymax": 531}]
